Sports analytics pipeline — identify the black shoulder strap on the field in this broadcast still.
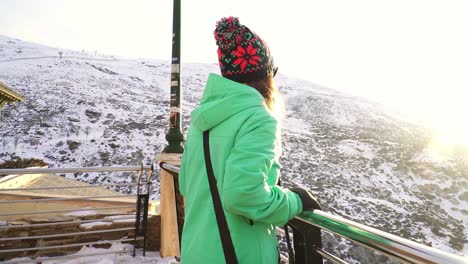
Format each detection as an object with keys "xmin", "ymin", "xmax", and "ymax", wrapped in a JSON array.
[{"xmin": 203, "ymin": 130, "xmax": 238, "ymax": 264}]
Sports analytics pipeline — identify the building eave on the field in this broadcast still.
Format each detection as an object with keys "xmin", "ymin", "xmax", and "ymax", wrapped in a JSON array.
[{"xmin": 0, "ymin": 81, "xmax": 24, "ymax": 102}]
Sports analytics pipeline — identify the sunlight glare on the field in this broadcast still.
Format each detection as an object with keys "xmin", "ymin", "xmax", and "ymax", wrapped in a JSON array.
[{"xmin": 425, "ymin": 112, "xmax": 468, "ymax": 161}]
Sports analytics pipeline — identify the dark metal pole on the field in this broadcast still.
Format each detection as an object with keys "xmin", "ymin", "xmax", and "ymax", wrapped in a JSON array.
[
  {"xmin": 288, "ymin": 218, "xmax": 323, "ymax": 264},
  {"xmin": 164, "ymin": 0, "xmax": 184, "ymax": 154}
]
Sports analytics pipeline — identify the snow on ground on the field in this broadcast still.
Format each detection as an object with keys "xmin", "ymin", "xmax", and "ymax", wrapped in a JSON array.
[
  {"xmin": 80, "ymin": 221, "xmax": 113, "ymax": 229},
  {"xmin": 337, "ymin": 139, "xmax": 376, "ymax": 160},
  {"xmin": 283, "ymin": 116, "xmax": 312, "ymax": 136},
  {"xmin": 104, "ymin": 215, "xmax": 136, "ymax": 223},
  {"xmin": 65, "ymin": 208, "xmax": 98, "ymax": 217},
  {"xmin": 6, "ymin": 243, "xmax": 176, "ymax": 264}
]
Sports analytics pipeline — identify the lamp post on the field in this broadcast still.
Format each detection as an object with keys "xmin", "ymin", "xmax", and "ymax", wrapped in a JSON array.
[
  {"xmin": 164, "ymin": 0, "xmax": 184, "ymax": 154},
  {"xmin": 159, "ymin": 0, "xmax": 183, "ymax": 258}
]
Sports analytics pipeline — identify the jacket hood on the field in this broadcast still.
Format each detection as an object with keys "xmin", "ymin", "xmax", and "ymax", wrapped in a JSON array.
[{"xmin": 191, "ymin": 73, "xmax": 265, "ymax": 131}]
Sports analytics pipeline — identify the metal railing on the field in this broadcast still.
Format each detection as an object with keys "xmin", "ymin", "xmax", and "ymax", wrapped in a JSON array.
[
  {"xmin": 0, "ymin": 166, "xmax": 152, "ymax": 175},
  {"xmin": 289, "ymin": 211, "xmax": 467, "ymax": 264},
  {"xmin": 0, "ymin": 165, "xmax": 154, "ymax": 263},
  {"xmin": 159, "ymin": 162, "xmax": 467, "ymax": 264}
]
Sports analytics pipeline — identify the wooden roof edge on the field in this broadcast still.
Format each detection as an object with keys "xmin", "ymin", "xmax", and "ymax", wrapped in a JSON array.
[
  {"xmin": 0, "ymin": 190, "xmax": 138, "ymax": 204},
  {"xmin": 0, "ymin": 81, "xmax": 24, "ymax": 102}
]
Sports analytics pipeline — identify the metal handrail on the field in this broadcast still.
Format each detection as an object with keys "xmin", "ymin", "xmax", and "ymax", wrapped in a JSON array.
[
  {"xmin": 0, "ymin": 227, "xmax": 134, "ymax": 241},
  {"xmin": 0, "ymin": 183, "xmax": 137, "ymax": 191},
  {"xmin": 0, "ymin": 165, "xmax": 152, "ymax": 175},
  {"xmin": 0, "ymin": 194, "xmax": 135, "ymax": 203},
  {"xmin": 315, "ymin": 248, "xmax": 348, "ymax": 264},
  {"xmin": 0, "ymin": 205, "xmax": 134, "ymax": 216},
  {"xmin": 0, "ymin": 238, "xmax": 142, "ymax": 253},
  {"xmin": 159, "ymin": 163, "xmax": 466, "ymax": 264},
  {"xmin": 0, "ymin": 216, "xmax": 135, "ymax": 229},
  {"xmin": 298, "ymin": 210, "xmax": 466, "ymax": 264},
  {"xmin": 159, "ymin": 162, "xmax": 180, "ymax": 174},
  {"xmin": 2, "ymin": 250, "xmax": 130, "ymax": 264}
]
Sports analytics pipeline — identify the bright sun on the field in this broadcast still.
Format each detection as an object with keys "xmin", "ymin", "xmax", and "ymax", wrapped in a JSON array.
[
  {"xmin": 393, "ymin": 92, "xmax": 468, "ymax": 161},
  {"xmin": 432, "ymin": 125, "xmax": 468, "ymax": 147},
  {"xmin": 425, "ymin": 112, "xmax": 468, "ymax": 161}
]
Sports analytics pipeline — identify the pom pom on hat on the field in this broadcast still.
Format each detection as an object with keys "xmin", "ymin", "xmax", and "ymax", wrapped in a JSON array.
[{"xmin": 214, "ymin": 17, "xmax": 274, "ymax": 82}]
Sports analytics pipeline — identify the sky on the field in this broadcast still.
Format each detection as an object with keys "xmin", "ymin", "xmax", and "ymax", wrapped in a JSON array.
[{"xmin": 0, "ymin": 0, "xmax": 467, "ymax": 145}]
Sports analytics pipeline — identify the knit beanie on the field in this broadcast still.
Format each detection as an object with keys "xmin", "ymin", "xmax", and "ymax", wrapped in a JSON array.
[{"xmin": 214, "ymin": 17, "xmax": 275, "ymax": 83}]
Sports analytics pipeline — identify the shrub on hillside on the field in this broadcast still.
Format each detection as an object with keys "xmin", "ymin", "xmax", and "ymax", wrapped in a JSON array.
[{"xmin": 0, "ymin": 158, "xmax": 49, "ymax": 169}]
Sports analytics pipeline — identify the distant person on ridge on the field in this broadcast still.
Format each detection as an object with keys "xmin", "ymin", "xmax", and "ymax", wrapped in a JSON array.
[{"xmin": 178, "ymin": 16, "xmax": 321, "ymax": 264}]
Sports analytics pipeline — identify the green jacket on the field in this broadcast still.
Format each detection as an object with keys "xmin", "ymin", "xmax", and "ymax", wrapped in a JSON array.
[{"xmin": 179, "ymin": 74, "xmax": 303, "ymax": 264}]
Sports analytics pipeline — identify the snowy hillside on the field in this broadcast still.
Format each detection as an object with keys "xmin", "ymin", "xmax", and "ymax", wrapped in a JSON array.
[{"xmin": 0, "ymin": 35, "xmax": 466, "ymax": 263}]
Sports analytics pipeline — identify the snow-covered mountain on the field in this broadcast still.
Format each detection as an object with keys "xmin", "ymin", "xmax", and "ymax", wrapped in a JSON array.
[{"xmin": 0, "ymin": 35, "xmax": 466, "ymax": 263}]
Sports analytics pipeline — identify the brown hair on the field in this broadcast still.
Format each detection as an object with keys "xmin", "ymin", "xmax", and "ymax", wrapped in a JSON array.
[{"xmin": 244, "ymin": 75, "xmax": 277, "ymax": 111}]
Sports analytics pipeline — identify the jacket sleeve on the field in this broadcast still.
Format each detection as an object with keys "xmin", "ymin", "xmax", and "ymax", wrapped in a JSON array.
[{"xmin": 221, "ymin": 127, "xmax": 303, "ymax": 226}]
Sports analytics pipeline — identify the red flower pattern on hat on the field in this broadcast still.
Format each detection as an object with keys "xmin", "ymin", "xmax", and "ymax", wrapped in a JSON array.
[{"xmin": 232, "ymin": 44, "xmax": 261, "ymax": 71}]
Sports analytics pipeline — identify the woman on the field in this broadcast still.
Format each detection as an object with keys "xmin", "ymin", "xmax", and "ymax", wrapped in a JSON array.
[{"xmin": 178, "ymin": 17, "xmax": 320, "ymax": 264}]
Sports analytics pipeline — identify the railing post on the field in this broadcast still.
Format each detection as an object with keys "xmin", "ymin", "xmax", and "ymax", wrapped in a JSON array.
[
  {"xmin": 158, "ymin": 154, "xmax": 182, "ymax": 257},
  {"xmin": 288, "ymin": 217, "xmax": 324, "ymax": 264}
]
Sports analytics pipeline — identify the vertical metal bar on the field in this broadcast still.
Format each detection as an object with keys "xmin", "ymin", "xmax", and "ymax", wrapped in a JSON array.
[
  {"xmin": 133, "ymin": 166, "xmax": 144, "ymax": 257},
  {"xmin": 172, "ymin": 173, "xmax": 183, "ymax": 251},
  {"xmin": 147, "ymin": 164, "xmax": 154, "ymax": 183},
  {"xmin": 289, "ymin": 217, "xmax": 324, "ymax": 264},
  {"xmin": 143, "ymin": 165, "xmax": 154, "ymax": 257},
  {"xmin": 163, "ymin": 0, "xmax": 184, "ymax": 154},
  {"xmin": 306, "ymin": 225, "xmax": 323, "ymax": 263},
  {"xmin": 139, "ymin": 194, "xmax": 149, "ymax": 256},
  {"xmin": 291, "ymin": 224, "xmax": 306, "ymax": 264},
  {"xmin": 134, "ymin": 164, "xmax": 153, "ymax": 257}
]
